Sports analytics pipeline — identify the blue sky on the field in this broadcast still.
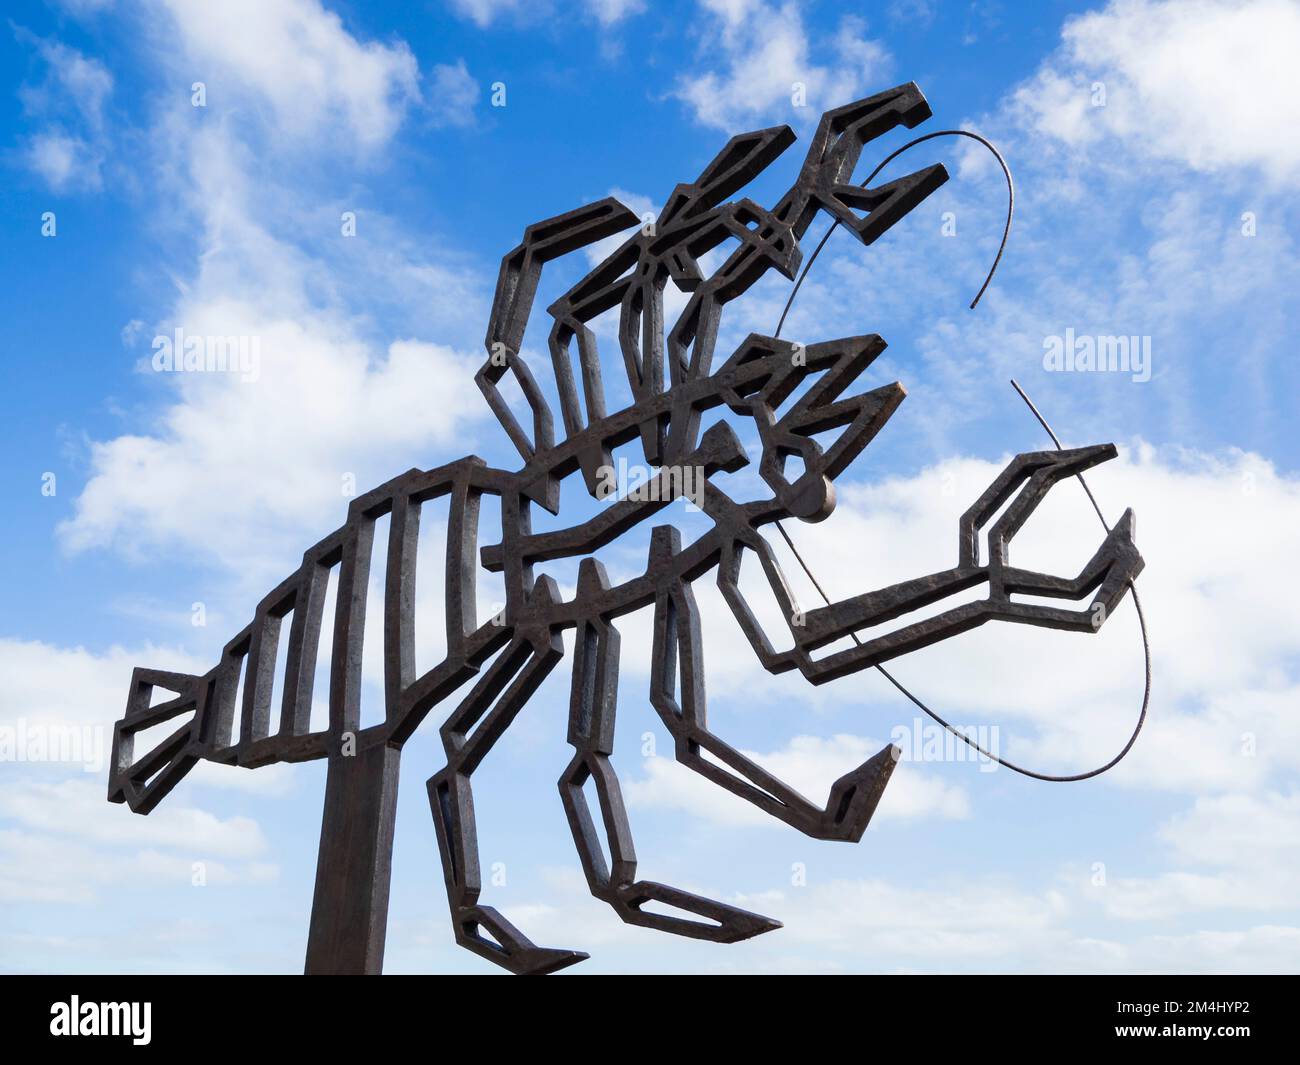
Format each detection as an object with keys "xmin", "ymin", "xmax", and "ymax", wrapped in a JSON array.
[{"xmin": 2, "ymin": 0, "xmax": 1299, "ymax": 974}]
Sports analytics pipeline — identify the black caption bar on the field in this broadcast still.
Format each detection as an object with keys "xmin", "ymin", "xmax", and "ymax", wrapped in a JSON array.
[{"xmin": 0, "ymin": 974, "xmax": 1290, "ymax": 1051}]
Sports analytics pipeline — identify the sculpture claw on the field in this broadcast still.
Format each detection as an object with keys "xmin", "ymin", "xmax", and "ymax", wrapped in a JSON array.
[
  {"xmin": 819, "ymin": 742, "xmax": 900, "ymax": 843},
  {"xmin": 616, "ymin": 881, "xmax": 782, "ymax": 943},
  {"xmin": 514, "ymin": 947, "xmax": 591, "ymax": 976},
  {"xmin": 456, "ymin": 905, "xmax": 590, "ymax": 976}
]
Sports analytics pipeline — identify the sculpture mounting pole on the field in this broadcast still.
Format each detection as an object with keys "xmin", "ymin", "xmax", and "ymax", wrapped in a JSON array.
[{"xmin": 305, "ymin": 744, "xmax": 401, "ymax": 974}]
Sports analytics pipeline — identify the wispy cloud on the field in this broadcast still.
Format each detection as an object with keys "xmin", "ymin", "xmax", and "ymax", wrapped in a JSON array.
[
  {"xmin": 55, "ymin": 0, "xmax": 491, "ymax": 586},
  {"xmin": 148, "ymin": 0, "xmax": 422, "ymax": 151},
  {"xmin": 672, "ymin": 1, "xmax": 893, "ymax": 130},
  {"xmin": 1011, "ymin": 0, "xmax": 1300, "ymax": 186},
  {"xmin": 13, "ymin": 33, "xmax": 114, "ymax": 191}
]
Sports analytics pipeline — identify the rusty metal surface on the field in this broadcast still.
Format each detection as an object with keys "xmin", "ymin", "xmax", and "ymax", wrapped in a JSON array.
[{"xmin": 107, "ymin": 82, "xmax": 1144, "ymax": 975}]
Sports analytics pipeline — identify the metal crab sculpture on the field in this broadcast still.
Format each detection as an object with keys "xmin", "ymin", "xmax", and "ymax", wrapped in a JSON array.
[{"xmin": 108, "ymin": 83, "xmax": 1144, "ymax": 974}]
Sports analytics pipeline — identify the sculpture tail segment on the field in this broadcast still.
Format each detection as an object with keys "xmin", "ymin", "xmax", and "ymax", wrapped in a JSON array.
[
  {"xmin": 108, "ymin": 520, "xmax": 352, "ymax": 814},
  {"xmin": 108, "ymin": 456, "xmax": 496, "ymax": 816},
  {"xmin": 108, "ymin": 667, "xmax": 207, "ymax": 814}
]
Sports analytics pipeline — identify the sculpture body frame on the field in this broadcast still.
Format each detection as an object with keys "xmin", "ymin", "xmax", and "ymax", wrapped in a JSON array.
[{"xmin": 108, "ymin": 83, "xmax": 1145, "ymax": 975}]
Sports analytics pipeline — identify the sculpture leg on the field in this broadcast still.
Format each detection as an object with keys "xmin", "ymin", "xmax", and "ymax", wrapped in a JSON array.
[
  {"xmin": 427, "ymin": 633, "xmax": 588, "ymax": 975},
  {"xmin": 648, "ymin": 526, "xmax": 899, "ymax": 841},
  {"xmin": 559, "ymin": 559, "xmax": 783, "ymax": 942}
]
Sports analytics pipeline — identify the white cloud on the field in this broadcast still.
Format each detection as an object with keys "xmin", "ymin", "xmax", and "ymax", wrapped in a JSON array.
[
  {"xmin": 586, "ymin": 0, "xmax": 646, "ymax": 26},
  {"xmin": 0, "ymin": 635, "xmax": 296, "ymax": 799},
  {"xmin": 1160, "ymin": 791, "xmax": 1300, "ymax": 871},
  {"xmin": 0, "ymin": 638, "xmax": 203, "ymax": 735},
  {"xmin": 673, "ymin": 1, "xmax": 892, "ymax": 130},
  {"xmin": 22, "ymin": 131, "xmax": 102, "ymax": 192},
  {"xmin": 748, "ymin": 877, "xmax": 1068, "ymax": 962},
  {"xmin": 15, "ymin": 36, "xmax": 114, "ymax": 191},
  {"xmin": 428, "ymin": 60, "xmax": 480, "ymax": 128},
  {"xmin": 1012, "ymin": 0, "xmax": 1300, "ymax": 185},
  {"xmin": 469, "ymin": 808, "xmax": 1300, "ymax": 971},
  {"xmin": 887, "ymin": 0, "xmax": 936, "ymax": 27},
  {"xmin": 0, "ymin": 639, "xmax": 281, "ymax": 905},
  {"xmin": 756, "ymin": 875, "xmax": 1300, "ymax": 971},
  {"xmin": 152, "ymin": 0, "xmax": 420, "ymax": 150},
  {"xmin": 0, "ymin": 829, "xmax": 276, "ymax": 904},
  {"xmin": 449, "ymin": 0, "xmax": 536, "ymax": 28},
  {"xmin": 1071, "ymin": 791, "xmax": 1300, "ymax": 922},
  {"xmin": 18, "ymin": 37, "xmax": 113, "ymax": 131},
  {"xmin": 1111, "ymin": 925, "xmax": 1300, "ymax": 972},
  {"xmin": 119, "ymin": 319, "xmax": 146, "ymax": 347},
  {"xmin": 56, "ymin": 6, "xmax": 491, "ymax": 586},
  {"xmin": 59, "ymin": 313, "xmax": 484, "ymax": 578},
  {"xmin": 493, "ymin": 868, "xmax": 1104, "ymax": 973},
  {"xmin": 0, "ymin": 775, "xmax": 276, "ymax": 899},
  {"xmin": 52, "ymin": 0, "xmax": 117, "ymax": 13},
  {"xmin": 0, "ymin": 779, "xmax": 267, "ymax": 860},
  {"xmin": 189, "ymin": 759, "xmax": 297, "ymax": 797}
]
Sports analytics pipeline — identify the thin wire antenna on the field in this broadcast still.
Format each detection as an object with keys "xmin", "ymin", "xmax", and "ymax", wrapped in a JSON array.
[
  {"xmin": 1010, "ymin": 378, "xmax": 1111, "ymax": 530},
  {"xmin": 775, "ymin": 128, "xmax": 1015, "ymax": 340},
  {"xmin": 768, "ymin": 133, "xmax": 1148, "ymax": 781},
  {"xmin": 772, "ymin": 384, "xmax": 1151, "ymax": 781}
]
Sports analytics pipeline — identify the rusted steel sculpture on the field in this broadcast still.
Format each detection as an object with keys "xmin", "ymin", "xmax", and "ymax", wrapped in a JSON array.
[{"xmin": 108, "ymin": 84, "xmax": 1144, "ymax": 975}]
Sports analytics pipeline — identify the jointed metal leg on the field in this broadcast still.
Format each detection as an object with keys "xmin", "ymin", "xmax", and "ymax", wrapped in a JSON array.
[
  {"xmin": 649, "ymin": 529, "xmax": 900, "ymax": 842},
  {"xmin": 427, "ymin": 627, "xmax": 586, "ymax": 975},
  {"xmin": 559, "ymin": 559, "xmax": 784, "ymax": 942}
]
